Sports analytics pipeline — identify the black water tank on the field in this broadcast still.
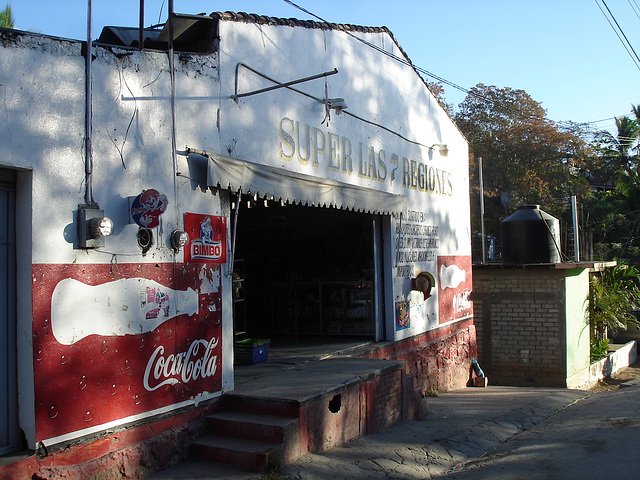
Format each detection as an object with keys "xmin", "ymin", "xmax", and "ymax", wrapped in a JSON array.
[{"xmin": 501, "ymin": 205, "xmax": 561, "ymax": 264}]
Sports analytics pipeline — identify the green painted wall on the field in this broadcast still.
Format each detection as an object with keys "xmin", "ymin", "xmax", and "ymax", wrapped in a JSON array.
[{"xmin": 564, "ymin": 268, "xmax": 591, "ymax": 377}]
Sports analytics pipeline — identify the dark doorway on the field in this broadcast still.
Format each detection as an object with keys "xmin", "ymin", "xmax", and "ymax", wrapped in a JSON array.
[
  {"xmin": 233, "ymin": 200, "xmax": 377, "ymax": 346},
  {"xmin": 0, "ymin": 169, "xmax": 19, "ymax": 455}
]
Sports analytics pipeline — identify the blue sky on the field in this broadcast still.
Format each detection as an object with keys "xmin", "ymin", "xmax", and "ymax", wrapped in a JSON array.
[{"xmin": 9, "ymin": 0, "xmax": 640, "ymax": 134}]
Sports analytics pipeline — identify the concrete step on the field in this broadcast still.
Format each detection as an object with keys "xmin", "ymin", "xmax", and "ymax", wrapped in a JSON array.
[
  {"xmin": 207, "ymin": 411, "xmax": 298, "ymax": 444},
  {"xmin": 190, "ymin": 434, "xmax": 282, "ymax": 471},
  {"xmin": 223, "ymin": 393, "xmax": 300, "ymax": 417}
]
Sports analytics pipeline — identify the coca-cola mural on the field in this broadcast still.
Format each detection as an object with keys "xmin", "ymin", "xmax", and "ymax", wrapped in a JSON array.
[
  {"xmin": 32, "ymin": 261, "xmax": 223, "ymax": 445},
  {"xmin": 437, "ymin": 255, "xmax": 473, "ymax": 324}
]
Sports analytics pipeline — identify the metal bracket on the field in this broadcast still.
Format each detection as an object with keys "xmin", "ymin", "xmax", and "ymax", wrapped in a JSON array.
[{"xmin": 232, "ymin": 63, "xmax": 338, "ymax": 101}]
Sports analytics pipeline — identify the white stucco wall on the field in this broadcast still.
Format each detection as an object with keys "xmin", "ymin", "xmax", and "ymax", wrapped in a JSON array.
[
  {"xmin": 0, "ymin": 32, "xmax": 233, "ymax": 447},
  {"xmin": 0, "ymin": 16, "xmax": 471, "ymax": 448},
  {"xmin": 213, "ymin": 19, "xmax": 471, "ymax": 340}
]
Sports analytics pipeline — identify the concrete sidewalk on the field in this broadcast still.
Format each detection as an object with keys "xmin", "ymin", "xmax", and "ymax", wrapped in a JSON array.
[{"xmin": 148, "ymin": 385, "xmax": 590, "ymax": 480}]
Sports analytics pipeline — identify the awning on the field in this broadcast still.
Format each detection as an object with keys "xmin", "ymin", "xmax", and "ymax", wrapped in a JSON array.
[{"xmin": 200, "ymin": 150, "xmax": 406, "ymax": 215}]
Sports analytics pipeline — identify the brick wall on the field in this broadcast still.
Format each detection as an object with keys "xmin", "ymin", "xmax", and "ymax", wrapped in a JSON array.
[{"xmin": 473, "ymin": 266, "xmax": 571, "ymax": 386}]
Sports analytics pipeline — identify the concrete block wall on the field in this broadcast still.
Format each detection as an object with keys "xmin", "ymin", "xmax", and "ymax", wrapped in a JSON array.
[{"xmin": 473, "ymin": 267, "xmax": 575, "ymax": 387}]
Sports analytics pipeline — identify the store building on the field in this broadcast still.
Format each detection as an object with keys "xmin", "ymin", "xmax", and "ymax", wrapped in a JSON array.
[{"xmin": 0, "ymin": 9, "xmax": 474, "ymax": 477}]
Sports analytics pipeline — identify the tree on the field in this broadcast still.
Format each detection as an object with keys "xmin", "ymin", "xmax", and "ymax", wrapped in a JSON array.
[
  {"xmin": 455, "ymin": 84, "xmax": 592, "ymax": 259},
  {"xmin": 583, "ymin": 108, "xmax": 640, "ymax": 261},
  {"xmin": 0, "ymin": 4, "xmax": 14, "ymax": 29},
  {"xmin": 593, "ymin": 115, "xmax": 640, "ymax": 184},
  {"xmin": 425, "ymin": 80, "xmax": 454, "ymax": 117}
]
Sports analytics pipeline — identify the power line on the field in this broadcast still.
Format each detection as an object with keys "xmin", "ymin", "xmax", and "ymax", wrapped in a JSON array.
[
  {"xmin": 596, "ymin": 0, "xmax": 640, "ymax": 71},
  {"xmin": 282, "ymin": 0, "xmax": 491, "ymax": 102},
  {"xmin": 283, "ymin": 0, "xmax": 634, "ymax": 130},
  {"xmin": 602, "ymin": 0, "xmax": 640, "ymax": 65},
  {"xmin": 628, "ymin": 0, "xmax": 640, "ymax": 20}
]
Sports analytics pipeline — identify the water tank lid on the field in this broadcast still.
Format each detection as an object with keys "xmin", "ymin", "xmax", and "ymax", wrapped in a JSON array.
[{"xmin": 520, "ymin": 204, "xmax": 540, "ymax": 209}]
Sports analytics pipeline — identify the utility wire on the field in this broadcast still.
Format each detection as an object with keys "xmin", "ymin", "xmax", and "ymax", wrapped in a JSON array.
[
  {"xmin": 602, "ymin": 0, "xmax": 640, "ymax": 65},
  {"xmin": 628, "ymin": 0, "xmax": 640, "ymax": 21},
  {"xmin": 283, "ymin": 0, "xmax": 491, "ymax": 103},
  {"xmin": 283, "ymin": 0, "xmax": 633, "ymax": 132},
  {"xmin": 596, "ymin": 0, "xmax": 640, "ymax": 71}
]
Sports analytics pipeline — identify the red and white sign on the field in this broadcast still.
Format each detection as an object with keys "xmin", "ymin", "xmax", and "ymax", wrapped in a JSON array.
[
  {"xmin": 437, "ymin": 255, "xmax": 473, "ymax": 324},
  {"xmin": 32, "ymin": 262, "xmax": 223, "ymax": 445},
  {"xmin": 184, "ymin": 213, "xmax": 227, "ymax": 263}
]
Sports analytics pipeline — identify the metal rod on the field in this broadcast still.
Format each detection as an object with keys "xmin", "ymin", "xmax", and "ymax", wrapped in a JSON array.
[
  {"xmin": 571, "ymin": 195, "xmax": 580, "ymax": 262},
  {"xmin": 233, "ymin": 63, "xmax": 338, "ymax": 100},
  {"xmin": 479, "ymin": 157, "xmax": 486, "ymax": 263},
  {"xmin": 230, "ymin": 189, "xmax": 241, "ymax": 276},
  {"xmin": 139, "ymin": 0, "xmax": 144, "ymax": 50},
  {"xmin": 85, "ymin": 0, "xmax": 93, "ymax": 205}
]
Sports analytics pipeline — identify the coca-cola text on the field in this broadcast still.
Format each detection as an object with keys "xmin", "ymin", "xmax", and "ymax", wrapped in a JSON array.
[{"xmin": 143, "ymin": 337, "xmax": 219, "ymax": 391}]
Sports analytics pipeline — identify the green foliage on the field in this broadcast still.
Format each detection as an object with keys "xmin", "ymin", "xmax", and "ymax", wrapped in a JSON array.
[
  {"xmin": 456, "ymin": 84, "xmax": 594, "ymax": 259},
  {"xmin": 589, "ymin": 261, "xmax": 640, "ymax": 361},
  {"xmin": 590, "ymin": 338, "xmax": 610, "ymax": 362},
  {"xmin": 584, "ymin": 110, "xmax": 640, "ymax": 262},
  {"xmin": 0, "ymin": 4, "xmax": 14, "ymax": 29}
]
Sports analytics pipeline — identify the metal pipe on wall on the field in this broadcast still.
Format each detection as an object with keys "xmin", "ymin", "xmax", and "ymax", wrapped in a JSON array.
[
  {"xmin": 479, "ymin": 157, "xmax": 486, "ymax": 263},
  {"xmin": 139, "ymin": 0, "xmax": 144, "ymax": 50},
  {"xmin": 84, "ymin": 0, "xmax": 93, "ymax": 205},
  {"xmin": 571, "ymin": 195, "xmax": 580, "ymax": 262}
]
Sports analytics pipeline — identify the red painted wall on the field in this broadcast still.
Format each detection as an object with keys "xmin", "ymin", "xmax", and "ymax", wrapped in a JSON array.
[{"xmin": 32, "ymin": 262, "xmax": 223, "ymax": 446}]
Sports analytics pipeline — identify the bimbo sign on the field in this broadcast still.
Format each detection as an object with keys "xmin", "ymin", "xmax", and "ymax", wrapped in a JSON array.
[{"xmin": 184, "ymin": 213, "xmax": 227, "ymax": 263}]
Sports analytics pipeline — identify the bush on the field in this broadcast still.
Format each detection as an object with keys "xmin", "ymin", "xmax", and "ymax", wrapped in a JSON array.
[{"xmin": 589, "ymin": 260, "xmax": 640, "ymax": 361}]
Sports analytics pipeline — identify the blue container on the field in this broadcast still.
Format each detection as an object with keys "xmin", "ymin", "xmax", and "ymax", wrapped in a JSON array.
[{"xmin": 235, "ymin": 338, "xmax": 270, "ymax": 364}]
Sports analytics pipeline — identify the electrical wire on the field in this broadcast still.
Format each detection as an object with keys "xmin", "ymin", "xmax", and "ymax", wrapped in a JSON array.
[
  {"xmin": 283, "ymin": 0, "xmax": 491, "ymax": 103},
  {"xmin": 629, "ymin": 0, "xmax": 640, "ymax": 20},
  {"xmin": 283, "ymin": 0, "xmax": 636, "ymax": 137},
  {"xmin": 282, "ymin": 0, "xmax": 616, "ymax": 129},
  {"xmin": 595, "ymin": 0, "xmax": 640, "ymax": 71}
]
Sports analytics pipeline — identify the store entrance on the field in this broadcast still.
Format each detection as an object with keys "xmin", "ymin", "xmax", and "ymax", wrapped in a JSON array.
[{"xmin": 233, "ymin": 199, "xmax": 380, "ymax": 353}]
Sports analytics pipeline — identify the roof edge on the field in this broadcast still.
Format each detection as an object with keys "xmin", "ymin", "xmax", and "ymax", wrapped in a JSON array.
[{"xmin": 210, "ymin": 11, "xmax": 392, "ymax": 35}]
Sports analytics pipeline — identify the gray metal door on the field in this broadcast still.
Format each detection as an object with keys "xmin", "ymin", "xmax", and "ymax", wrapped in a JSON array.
[{"xmin": 0, "ymin": 169, "xmax": 19, "ymax": 455}]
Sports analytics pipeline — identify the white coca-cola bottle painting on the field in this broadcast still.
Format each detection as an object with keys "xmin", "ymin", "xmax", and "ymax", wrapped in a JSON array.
[
  {"xmin": 51, "ymin": 278, "xmax": 199, "ymax": 345},
  {"xmin": 439, "ymin": 263, "xmax": 466, "ymax": 290}
]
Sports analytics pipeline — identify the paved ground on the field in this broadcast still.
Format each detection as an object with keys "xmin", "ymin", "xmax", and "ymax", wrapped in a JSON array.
[
  {"xmin": 150, "ymin": 384, "xmax": 600, "ymax": 479},
  {"xmin": 281, "ymin": 386, "xmax": 590, "ymax": 480},
  {"xmin": 440, "ymin": 377, "xmax": 640, "ymax": 480},
  {"xmin": 148, "ymin": 361, "xmax": 640, "ymax": 480}
]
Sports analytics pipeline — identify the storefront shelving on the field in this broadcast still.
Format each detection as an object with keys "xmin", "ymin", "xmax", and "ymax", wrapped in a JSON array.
[{"xmin": 271, "ymin": 281, "xmax": 373, "ymax": 337}]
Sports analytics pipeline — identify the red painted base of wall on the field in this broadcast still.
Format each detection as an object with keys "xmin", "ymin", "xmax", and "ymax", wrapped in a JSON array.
[
  {"xmin": 2, "ymin": 321, "xmax": 477, "ymax": 479},
  {"xmin": 0, "ymin": 403, "xmax": 219, "ymax": 480},
  {"xmin": 363, "ymin": 320, "xmax": 477, "ymax": 401}
]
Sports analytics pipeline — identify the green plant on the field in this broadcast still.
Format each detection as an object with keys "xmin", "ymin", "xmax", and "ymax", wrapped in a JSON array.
[
  {"xmin": 590, "ymin": 338, "xmax": 610, "ymax": 362},
  {"xmin": 589, "ymin": 260, "xmax": 640, "ymax": 361}
]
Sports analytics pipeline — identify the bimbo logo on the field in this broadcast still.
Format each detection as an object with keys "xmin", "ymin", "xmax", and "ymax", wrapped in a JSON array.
[
  {"xmin": 189, "ymin": 215, "xmax": 225, "ymax": 262},
  {"xmin": 143, "ymin": 337, "xmax": 219, "ymax": 391}
]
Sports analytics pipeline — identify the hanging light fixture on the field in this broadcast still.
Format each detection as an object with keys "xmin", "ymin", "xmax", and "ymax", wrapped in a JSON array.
[
  {"xmin": 429, "ymin": 144, "xmax": 448, "ymax": 156},
  {"xmin": 327, "ymin": 97, "xmax": 348, "ymax": 114}
]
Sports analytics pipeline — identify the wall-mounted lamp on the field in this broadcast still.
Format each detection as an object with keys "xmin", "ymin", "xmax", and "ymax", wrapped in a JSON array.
[
  {"xmin": 429, "ymin": 144, "xmax": 448, "ymax": 156},
  {"xmin": 170, "ymin": 229, "xmax": 190, "ymax": 251},
  {"xmin": 327, "ymin": 97, "xmax": 348, "ymax": 114},
  {"xmin": 78, "ymin": 206, "xmax": 114, "ymax": 249}
]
